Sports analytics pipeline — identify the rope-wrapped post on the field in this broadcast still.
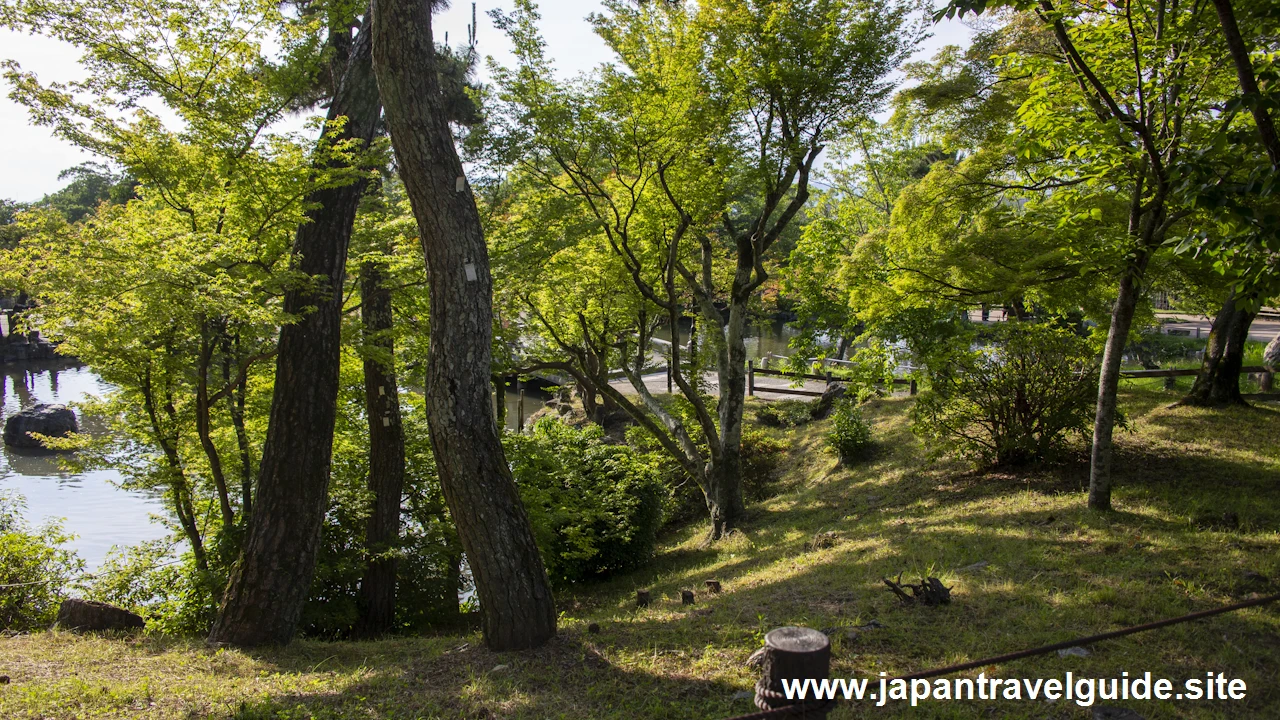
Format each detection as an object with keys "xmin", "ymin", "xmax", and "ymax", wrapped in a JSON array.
[{"xmin": 754, "ymin": 627, "xmax": 834, "ymax": 718}]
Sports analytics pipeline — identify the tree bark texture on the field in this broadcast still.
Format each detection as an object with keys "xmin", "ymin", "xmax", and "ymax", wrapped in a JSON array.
[
  {"xmin": 370, "ymin": 0, "xmax": 556, "ymax": 651},
  {"xmin": 208, "ymin": 24, "xmax": 382, "ymax": 647},
  {"xmin": 1181, "ymin": 292, "xmax": 1256, "ymax": 406},
  {"xmin": 709, "ymin": 297, "xmax": 749, "ymax": 537},
  {"xmin": 357, "ymin": 262, "xmax": 407, "ymax": 636}
]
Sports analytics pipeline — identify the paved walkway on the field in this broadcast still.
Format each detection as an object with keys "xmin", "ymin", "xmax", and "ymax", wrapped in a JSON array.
[
  {"xmin": 608, "ymin": 369, "xmax": 844, "ymax": 400},
  {"xmin": 1157, "ymin": 313, "xmax": 1280, "ymax": 343}
]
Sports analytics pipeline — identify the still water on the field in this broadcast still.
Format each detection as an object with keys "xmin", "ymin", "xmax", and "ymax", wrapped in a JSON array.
[{"xmin": 1, "ymin": 362, "xmax": 169, "ymax": 569}]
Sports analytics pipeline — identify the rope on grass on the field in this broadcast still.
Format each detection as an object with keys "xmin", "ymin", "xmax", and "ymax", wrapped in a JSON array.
[{"xmin": 724, "ymin": 590, "xmax": 1280, "ymax": 720}]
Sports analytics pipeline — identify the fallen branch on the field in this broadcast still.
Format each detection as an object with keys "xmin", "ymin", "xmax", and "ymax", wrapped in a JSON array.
[{"xmin": 883, "ymin": 574, "xmax": 952, "ymax": 606}]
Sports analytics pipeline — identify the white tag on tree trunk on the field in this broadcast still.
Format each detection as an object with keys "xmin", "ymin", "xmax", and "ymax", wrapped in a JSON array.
[
  {"xmin": 378, "ymin": 386, "xmax": 385, "ymax": 396},
  {"xmin": 382, "ymin": 417, "xmax": 390, "ymax": 427},
  {"xmin": 456, "ymin": 176, "xmax": 465, "ymax": 192},
  {"xmin": 464, "ymin": 262, "xmax": 477, "ymax": 282}
]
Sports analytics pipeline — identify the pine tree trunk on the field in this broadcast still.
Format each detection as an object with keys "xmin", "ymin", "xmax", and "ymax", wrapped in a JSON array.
[
  {"xmin": 357, "ymin": 262, "xmax": 406, "ymax": 637},
  {"xmin": 208, "ymin": 23, "xmax": 382, "ymax": 647},
  {"xmin": 1181, "ymin": 292, "xmax": 1255, "ymax": 407},
  {"xmin": 370, "ymin": 0, "xmax": 556, "ymax": 651}
]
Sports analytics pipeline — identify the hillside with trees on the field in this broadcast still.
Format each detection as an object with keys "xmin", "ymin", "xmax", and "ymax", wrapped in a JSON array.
[{"xmin": 0, "ymin": 0, "xmax": 1277, "ymax": 718}]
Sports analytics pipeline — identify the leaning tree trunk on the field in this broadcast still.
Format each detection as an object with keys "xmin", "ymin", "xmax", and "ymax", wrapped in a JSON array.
[
  {"xmin": 1181, "ymin": 292, "xmax": 1256, "ymax": 407},
  {"xmin": 1211, "ymin": 0, "xmax": 1279, "ymax": 168},
  {"xmin": 371, "ymin": 0, "xmax": 556, "ymax": 651},
  {"xmin": 356, "ymin": 262, "xmax": 406, "ymax": 637},
  {"xmin": 208, "ymin": 24, "xmax": 382, "ymax": 647},
  {"xmin": 1088, "ymin": 257, "xmax": 1150, "ymax": 512}
]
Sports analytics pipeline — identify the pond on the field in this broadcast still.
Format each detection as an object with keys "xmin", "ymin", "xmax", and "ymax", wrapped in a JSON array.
[{"xmin": 1, "ymin": 361, "xmax": 170, "ymax": 570}]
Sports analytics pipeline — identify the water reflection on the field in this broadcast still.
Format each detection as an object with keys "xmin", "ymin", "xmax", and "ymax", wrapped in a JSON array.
[{"xmin": 0, "ymin": 361, "xmax": 169, "ymax": 569}]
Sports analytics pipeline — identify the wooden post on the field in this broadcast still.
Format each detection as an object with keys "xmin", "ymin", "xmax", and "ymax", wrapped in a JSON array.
[
  {"xmin": 1262, "ymin": 372, "xmax": 1274, "ymax": 393},
  {"xmin": 825, "ymin": 370, "xmax": 832, "ymax": 386},
  {"xmin": 748, "ymin": 361, "xmax": 755, "ymax": 396},
  {"xmin": 636, "ymin": 590, "xmax": 651, "ymax": 608},
  {"xmin": 705, "ymin": 579, "xmax": 721, "ymax": 593},
  {"xmin": 753, "ymin": 627, "xmax": 832, "ymax": 716},
  {"xmin": 517, "ymin": 389, "xmax": 525, "ymax": 433},
  {"xmin": 909, "ymin": 379, "xmax": 918, "ymax": 396},
  {"xmin": 681, "ymin": 589, "xmax": 695, "ymax": 605}
]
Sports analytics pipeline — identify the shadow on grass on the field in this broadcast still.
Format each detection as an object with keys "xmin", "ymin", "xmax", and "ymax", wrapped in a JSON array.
[
  {"xmin": 225, "ymin": 632, "xmax": 748, "ymax": 720},
  {"xmin": 23, "ymin": 387, "xmax": 1279, "ymax": 720}
]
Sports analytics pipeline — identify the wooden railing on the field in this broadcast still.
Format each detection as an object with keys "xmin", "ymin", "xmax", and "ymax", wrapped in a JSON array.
[{"xmin": 747, "ymin": 362, "xmax": 917, "ymax": 398}]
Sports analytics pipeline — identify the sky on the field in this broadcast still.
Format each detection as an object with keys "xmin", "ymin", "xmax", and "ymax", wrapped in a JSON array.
[{"xmin": 0, "ymin": 1, "xmax": 975, "ymax": 203}]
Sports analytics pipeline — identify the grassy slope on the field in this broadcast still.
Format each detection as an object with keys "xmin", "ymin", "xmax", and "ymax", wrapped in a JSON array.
[{"xmin": 3, "ymin": 386, "xmax": 1279, "ymax": 720}]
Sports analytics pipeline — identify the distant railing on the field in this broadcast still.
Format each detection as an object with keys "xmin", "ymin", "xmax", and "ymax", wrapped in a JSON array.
[
  {"xmin": 747, "ymin": 362, "xmax": 917, "ymax": 398},
  {"xmin": 1120, "ymin": 365, "xmax": 1267, "ymax": 378}
]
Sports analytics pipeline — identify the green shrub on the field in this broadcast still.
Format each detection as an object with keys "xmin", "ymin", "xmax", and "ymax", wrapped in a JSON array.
[
  {"xmin": 755, "ymin": 400, "xmax": 815, "ymax": 428},
  {"xmin": 911, "ymin": 322, "xmax": 1098, "ymax": 466},
  {"xmin": 626, "ymin": 418, "xmax": 789, "ymax": 523},
  {"xmin": 827, "ymin": 399, "xmax": 873, "ymax": 464},
  {"xmin": 1130, "ymin": 328, "xmax": 1203, "ymax": 368},
  {"xmin": 85, "ymin": 541, "xmax": 220, "ymax": 636},
  {"xmin": 302, "ymin": 387, "xmax": 463, "ymax": 638},
  {"xmin": 0, "ymin": 492, "xmax": 84, "ymax": 630},
  {"xmin": 507, "ymin": 418, "xmax": 670, "ymax": 585}
]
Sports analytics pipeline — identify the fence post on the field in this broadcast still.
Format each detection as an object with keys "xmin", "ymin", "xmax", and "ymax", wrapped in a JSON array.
[
  {"xmin": 910, "ymin": 379, "xmax": 918, "ymax": 396},
  {"xmin": 1263, "ymin": 372, "xmax": 1274, "ymax": 393},
  {"xmin": 752, "ymin": 627, "xmax": 832, "ymax": 717},
  {"xmin": 748, "ymin": 361, "xmax": 755, "ymax": 396}
]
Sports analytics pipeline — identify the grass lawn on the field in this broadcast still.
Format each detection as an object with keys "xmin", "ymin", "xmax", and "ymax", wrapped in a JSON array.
[{"xmin": 2, "ymin": 385, "xmax": 1278, "ymax": 719}]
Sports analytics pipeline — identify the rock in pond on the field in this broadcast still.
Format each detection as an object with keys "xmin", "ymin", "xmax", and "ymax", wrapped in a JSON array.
[{"xmin": 3, "ymin": 404, "xmax": 78, "ymax": 449}]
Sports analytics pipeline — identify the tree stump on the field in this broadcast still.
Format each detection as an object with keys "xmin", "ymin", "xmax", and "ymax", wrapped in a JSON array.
[
  {"xmin": 705, "ymin": 579, "xmax": 722, "ymax": 593},
  {"xmin": 753, "ymin": 627, "xmax": 833, "ymax": 717},
  {"xmin": 636, "ymin": 590, "xmax": 651, "ymax": 608},
  {"xmin": 681, "ymin": 589, "xmax": 695, "ymax": 605}
]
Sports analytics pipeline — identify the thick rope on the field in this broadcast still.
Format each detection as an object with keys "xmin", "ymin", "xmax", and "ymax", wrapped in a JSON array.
[{"xmin": 725, "ymin": 591, "xmax": 1280, "ymax": 719}]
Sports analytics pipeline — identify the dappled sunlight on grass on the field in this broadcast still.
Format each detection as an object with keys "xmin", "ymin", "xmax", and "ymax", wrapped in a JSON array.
[{"xmin": 3, "ymin": 388, "xmax": 1279, "ymax": 718}]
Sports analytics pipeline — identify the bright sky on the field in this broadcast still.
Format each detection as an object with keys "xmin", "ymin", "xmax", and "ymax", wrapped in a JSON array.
[{"xmin": 0, "ymin": 1, "xmax": 974, "ymax": 203}]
